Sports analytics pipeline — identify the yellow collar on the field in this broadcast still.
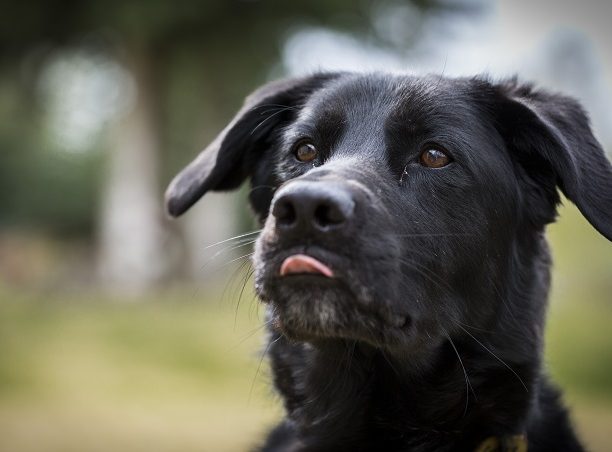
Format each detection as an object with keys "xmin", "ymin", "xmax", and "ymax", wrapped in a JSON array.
[{"xmin": 474, "ymin": 434, "xmax": 528, "ymax": 452}]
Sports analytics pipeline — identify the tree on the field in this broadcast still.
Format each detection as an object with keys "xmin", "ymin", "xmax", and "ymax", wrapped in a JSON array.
[{"xmin": 0, "ymin": 0, "xmax": 442, "ymax": 292}]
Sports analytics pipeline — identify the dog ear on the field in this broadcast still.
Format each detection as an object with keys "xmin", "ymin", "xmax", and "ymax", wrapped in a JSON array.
[
  {"xmin": 165, "ymin": 72, "xmax": 342, "ymax": 217},
  {"xmin": 495, "ymin": 79, "xmax": 612, "ymax": 240}
]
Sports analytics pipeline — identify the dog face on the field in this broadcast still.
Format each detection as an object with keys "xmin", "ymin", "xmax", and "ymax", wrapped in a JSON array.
[
  {"xmin": 252, "ymin": 74, "xmax": 525, "ymax": 352},
  {"xmin": 166, "ymin": 72, "xmax": 612, "ymax": 356}
]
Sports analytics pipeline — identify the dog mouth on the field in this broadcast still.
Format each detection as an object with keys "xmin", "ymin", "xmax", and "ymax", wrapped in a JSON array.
[{"xmin": 255, "ymin": 247, "xmax": 411, "ymax": 345}]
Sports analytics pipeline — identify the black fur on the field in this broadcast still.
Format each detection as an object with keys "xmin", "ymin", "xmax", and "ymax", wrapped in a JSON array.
[{"xmin": 166, "ymin": 72, "xmax": 612, "ymax": 451}]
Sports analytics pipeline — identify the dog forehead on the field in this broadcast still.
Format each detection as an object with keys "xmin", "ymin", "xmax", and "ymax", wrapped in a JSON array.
[
  {"xmin": 300, "ymin": 74, "xmax": 478, "ymax": 132},
  {"xmin": 304, "ymin": 73, "xmax": 411, "ymax": 121}
]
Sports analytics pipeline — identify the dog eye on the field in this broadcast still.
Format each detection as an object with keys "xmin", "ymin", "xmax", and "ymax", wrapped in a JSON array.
[
  {"xmin": 419, "ymin": 148, "xmax": 451, "ymax": 168},
  {"xmin": 294, "ymin": 141, "xmax": 318, "ymax": 163}
]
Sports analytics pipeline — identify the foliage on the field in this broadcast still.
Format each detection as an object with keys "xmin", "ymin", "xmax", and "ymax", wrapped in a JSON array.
[{"xmin": 0, "ymin": 0, "xmax": 443, "ymax": 238}]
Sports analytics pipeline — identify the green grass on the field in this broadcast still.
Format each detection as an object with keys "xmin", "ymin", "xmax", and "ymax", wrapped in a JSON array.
[
  {"xmin": 546, "ymin": 201, "xmax": 612, "ymax": 402},
  {"xmin": 0, "ymin": 203, "xmax": 610, "ymax": 451},
  {"xmin": 0, "ymin": 289, "xmax": 282, "ymax": 452}
]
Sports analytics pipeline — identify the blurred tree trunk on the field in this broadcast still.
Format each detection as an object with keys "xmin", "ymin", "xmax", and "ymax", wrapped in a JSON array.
[{"xmin": 97, "ymin": 46, "xmax": 166, "ymax": 294}]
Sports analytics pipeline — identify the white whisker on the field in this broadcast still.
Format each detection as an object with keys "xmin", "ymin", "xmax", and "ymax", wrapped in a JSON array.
[
  {"xmin": 204, "ymin": 230, "xmax": 262, "ymax": 250},
  {"xmin": 446, "ymin": 334, "xmax": 476, "ymax": 418}
]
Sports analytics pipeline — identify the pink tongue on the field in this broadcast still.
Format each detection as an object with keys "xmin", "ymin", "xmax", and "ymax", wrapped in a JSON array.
[{"xmin": 280, "ymin": 254, "xmax": 334, "ymax": 278}]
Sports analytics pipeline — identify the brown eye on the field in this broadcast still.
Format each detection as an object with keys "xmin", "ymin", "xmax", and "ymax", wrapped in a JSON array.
[
  {"xmin": 419, "ymin": 148, "xmax": 451, "ymax": 168},
  {"xmin": 294, "ymin": 141, "xmax": 318, "ymax": 163}
]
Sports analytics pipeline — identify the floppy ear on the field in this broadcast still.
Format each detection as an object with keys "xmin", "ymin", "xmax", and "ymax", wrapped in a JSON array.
[
  {"xmin": 165, "ymin": 72, "xmax": 342, "ymax": 217},
  {"xmin": 495, "ymin": 79, "xmax": 612, "ymax": 240}
]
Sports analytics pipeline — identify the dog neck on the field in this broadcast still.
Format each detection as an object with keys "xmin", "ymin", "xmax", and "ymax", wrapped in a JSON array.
[{"xmin": 268, "ymin": 333, "xmax": 535, "ymax": 451}]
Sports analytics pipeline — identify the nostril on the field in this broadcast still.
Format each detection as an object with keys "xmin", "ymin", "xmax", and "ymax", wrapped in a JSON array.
[
  {"xmin": 314, "ymin": 202, "xmax": 347, "ymax": 229},
  {"xmin": 273, "ymin": 198, "xmax": 296, "ymax": 227}
]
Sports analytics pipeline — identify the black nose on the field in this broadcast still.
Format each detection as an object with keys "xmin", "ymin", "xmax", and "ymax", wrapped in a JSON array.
[{"xmin": 271, "ymin": 182, "xmax": 355, "ymax": 233}]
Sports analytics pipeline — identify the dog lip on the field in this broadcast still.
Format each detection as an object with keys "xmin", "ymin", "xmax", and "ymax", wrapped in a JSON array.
[{"xmin": 279, "ymin": 254, "xmax": 334, "ymax": 278}]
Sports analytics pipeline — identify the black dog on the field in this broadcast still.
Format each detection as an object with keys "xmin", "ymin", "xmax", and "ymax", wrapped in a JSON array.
[{"xmin": 166, "ymin": 72, "xmax": 612, "ymax": 451}]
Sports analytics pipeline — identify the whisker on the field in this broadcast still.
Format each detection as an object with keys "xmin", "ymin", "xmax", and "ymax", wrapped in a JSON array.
[
  {"xmin": 248, "ymin": 289, "xmax": 261, "ymax": 321},
  {"xmin": 398, "ymin": 257, "xmax": 455, "ymax": 295},
  {"xmin": 220, "ymin": 257, "xmax": 252, "ymax": 307},
  {"xmin": 250, "ymin": 106, "xmax": 297, "ymax": 136},
  {"xmin": 235, "ymin": 267, "xmax": 256, "ymax": 328},
  {"xmin": 446, "ymin": 333, "xmax": 475, "ymax": 418},
  {"xmin": 227, "ymin": 319, "xmax": 273, "ymax": 352},
  {"xmin": 456, "ymin": 324, "xmax": 528, "ymax": 392},
  {"xmin": 238, "ymin": 267, "xmax": 256, "ymax": 305},
  {"xmin": 216, "ymin": 252, "xmax": 255, "ymax": 271},
  {"xmin": 204, "ymin": 229, "xmax": 262, "ymax": 250},
  {"xmin": 233, "ymin": 260, "xmax": 253, "ymax": 298},
  {"xmin": 202, "ymin": 239, "xmax": 257, "ymax": 272},
  {"xmin": 455, "ymin": 321, "xmax": 493, "ymax": 334},
  {"xmin": 249, "ymin": 334, "xmax": 282, "ymax": 404},
  {"xmin": 250, "ymin": 103, "xmax": 300, "ymax": 111},
  {"xmin": 489, "ymin": 277, "xmax": 520, "ymax": 325},
  {"xmin": 433, "ymin": 55, "xmax": 448, "ymax": 90},
  {"xmin": 381, "ymin": 350, "xmax": 401, "ymax": 378}
]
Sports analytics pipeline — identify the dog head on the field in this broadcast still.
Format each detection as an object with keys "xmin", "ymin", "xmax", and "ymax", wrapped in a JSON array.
[{"xmin": 166, "ymin": 72, "xmax": 612, "ymax": 355}]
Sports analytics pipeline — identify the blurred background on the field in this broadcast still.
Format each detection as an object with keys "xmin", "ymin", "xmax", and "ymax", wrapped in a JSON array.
[{"xmin": 0, "ymin": 0, "xmax": 611, "ymax": 450}]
